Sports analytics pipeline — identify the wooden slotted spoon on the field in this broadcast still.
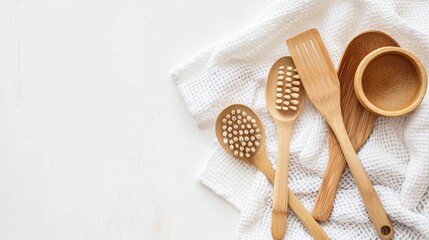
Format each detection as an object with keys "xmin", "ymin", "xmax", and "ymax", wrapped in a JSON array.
[
  {"xmin": 312, "ymin": 31, "xmax": 399, "ymax": 222},
  {"xmin": 215, "ymin": 104, "xmax": 328, "ymax": 240},
  {"xmin": 287, "ymin": 28, "xmax": 394, "ymax": 240}
]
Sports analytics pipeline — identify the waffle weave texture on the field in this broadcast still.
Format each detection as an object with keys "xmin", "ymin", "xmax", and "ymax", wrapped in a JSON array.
[{"xmin": 172, "ymin": 0, "xmax": 429, "ymax": 239}]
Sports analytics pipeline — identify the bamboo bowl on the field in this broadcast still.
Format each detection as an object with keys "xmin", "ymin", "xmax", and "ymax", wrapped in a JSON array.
[{"xmin": 355, "ymin": 47, "xmax": 427, "ymax": 117}]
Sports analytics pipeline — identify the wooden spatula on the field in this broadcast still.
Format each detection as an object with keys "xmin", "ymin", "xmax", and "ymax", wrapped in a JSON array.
[
  {"xmin": 286, "ymin": 28, "xmax": 394, "ymax": 240},
  {"xmin": 313, "ymin": 31, "xmax": 399, "ymax": 222}
]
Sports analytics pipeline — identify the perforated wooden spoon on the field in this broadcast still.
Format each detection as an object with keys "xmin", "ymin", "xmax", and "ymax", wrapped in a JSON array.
[
  {"xmin": 265, "ymin": 57, "xmax": 306, "ymax": 240},
  {"xmin": 313, "ymin": 31, "xmax": 399, "ymax": 222},
  {"xmin": 287, "ymin": 28, "xmax": 394, "ymax": 239},
  {"xmin": 215, "ymin": 103, "xmax": 328, "ymax": 240}
]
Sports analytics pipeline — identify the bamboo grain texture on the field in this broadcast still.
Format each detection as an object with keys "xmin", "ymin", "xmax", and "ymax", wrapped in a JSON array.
[
  {"xmin": 355, "ymin": 46, "xmax": 428, "ymax": 117},
  {"xmin": 265, "ymin": 57, "xmax": 306, "ymax": 240},
  {"xmin": 312, "ymin": 31, "xmax": 399, "ymax": 222},
  {"xmin": 252, "ymin": 153, "xmax": 329, "ymax": 240},
  {"xmin": 287, "ymin": 28, "xmax": 394, "ymax": 240},
  {"xmin": 215, "ymin": 104, "xmax": 328, "ymax": 240}
]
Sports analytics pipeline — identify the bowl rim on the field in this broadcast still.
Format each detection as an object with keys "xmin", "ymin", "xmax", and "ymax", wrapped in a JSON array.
[{"xmin": 354, "ymin": 46, "xmax": 428, "ymax": 117}]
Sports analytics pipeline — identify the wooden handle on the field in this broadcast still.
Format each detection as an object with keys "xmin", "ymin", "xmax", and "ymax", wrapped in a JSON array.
[
  {"xmin": 288, "ymin": 193, "xmax": 329, "ymax": 240},
  {"xmin": 252, "ymin": 154, "xmax": 329, "ymax": 240},
  {"xmin": 328, "ymin": 116, "xmax": 394, "ymax": 239},
  {"xmin": 272, "ymin": 126, "xmax": 292, "ymax": 240},
  {"xmin": 312, "ymin": 127, "xmax": 347, "ymax": 221}
]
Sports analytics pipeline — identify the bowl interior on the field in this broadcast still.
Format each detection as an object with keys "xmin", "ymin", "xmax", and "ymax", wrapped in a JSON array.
[{"xmin": 361, "ymin": 51, "xmax": 423, "ymax": 114}]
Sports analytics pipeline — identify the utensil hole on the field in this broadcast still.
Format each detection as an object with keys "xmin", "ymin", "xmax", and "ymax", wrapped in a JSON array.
[
  {"xmin": 295, "ymin": 45, "xmax": 306, "ymax": 65},
  {"xmin": 309, "ymin": 38, "xmax": 320, "ymax": 59},
  {"xmin": 303, "ymin": 41, "xmax": 313, "ymax": 64},
  {"xmin": 381, "ymin": 226, "xmax": 391, "ymax": 235}
]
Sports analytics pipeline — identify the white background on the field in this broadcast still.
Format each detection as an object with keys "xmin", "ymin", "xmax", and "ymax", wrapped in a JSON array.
[{"xmin": 0, "ymin": 0, "xmax": 274, "ymax": 239}]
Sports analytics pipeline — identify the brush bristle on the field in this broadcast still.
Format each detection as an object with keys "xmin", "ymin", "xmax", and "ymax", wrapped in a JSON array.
[
  {"xmin": 275, "ymin": 65, "xmax": 301, "ymax": 111},
  {"xmin": 221, "ymin": 108, "xmax": 261, "ymax": 158}
]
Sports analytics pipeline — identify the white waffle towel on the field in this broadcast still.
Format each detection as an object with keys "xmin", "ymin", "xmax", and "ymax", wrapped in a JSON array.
[{"xmin": 172, "ymin": 0, "xmax": 429, "ymax": 239}]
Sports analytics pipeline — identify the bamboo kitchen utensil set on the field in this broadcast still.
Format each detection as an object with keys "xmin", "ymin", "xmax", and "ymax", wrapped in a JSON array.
[{"xmin": 215, "ymin": 28, "xmax": 427, "ymax": 239}]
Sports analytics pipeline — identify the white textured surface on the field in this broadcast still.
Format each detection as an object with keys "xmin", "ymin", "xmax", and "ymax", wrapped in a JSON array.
[
  {"xmin": 0, "ymin": 0, "xmax": 274, "ymax": 239},
  {"xmin": 173, "ymin": 0, "xmax": 429, "ymax": 239}
]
